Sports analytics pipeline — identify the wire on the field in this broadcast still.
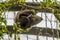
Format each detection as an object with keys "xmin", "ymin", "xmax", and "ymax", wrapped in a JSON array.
[{"xmin": 45, "ymin": 13, "xmax": 48, "ymax": 40}]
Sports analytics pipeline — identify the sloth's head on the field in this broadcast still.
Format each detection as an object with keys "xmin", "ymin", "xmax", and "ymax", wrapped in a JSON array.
[{"xmin": 15, "ymin": 10, "xmax": 43, "ymax": 29}]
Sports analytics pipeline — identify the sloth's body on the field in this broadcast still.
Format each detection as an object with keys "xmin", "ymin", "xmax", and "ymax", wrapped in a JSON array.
[{"xmin": 15, "ymin": 10, "xmax": 43, "ymax": 29}]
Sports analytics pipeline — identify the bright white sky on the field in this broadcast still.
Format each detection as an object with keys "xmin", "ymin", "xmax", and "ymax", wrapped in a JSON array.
[
  {"xmin": 3, "ymin": 12, "xmax": 59, "ymax": 29},
  {"xmin": 1, "ymin": 0, "xmax": 60, "ymax": 40}
]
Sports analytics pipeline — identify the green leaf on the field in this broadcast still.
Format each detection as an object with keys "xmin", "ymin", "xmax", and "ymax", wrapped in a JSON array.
[
  {"xmin": 3, "ymin": 19, "xmax": 6, "ymax": 25},
  {"xmin": 0, "ymin": 30, "xmax": 3, "ymax": 37},
  {"xmin": 9, "ymin": 33, "xmax": 12, "ymax": 37},
  {"xmin": 21, "ymin": 0, "xmax": 25, "ymax": 3},
  {"xmin": 55, "ymin": 14, "xmax": 60, "ymax": 22},
  {"xmin": 18, "ymin": 0, "xmax": 25, "ymax": 3},
  {"xmin": 13, "ymin": 24, "xmax": 16, "ymax": 30}
]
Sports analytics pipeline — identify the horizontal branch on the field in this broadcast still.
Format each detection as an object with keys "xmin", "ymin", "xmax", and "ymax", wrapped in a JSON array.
[
  {"xmin": 6, "ymin": 26, "xmax": 60, "ymax": 38},
  {"xmin": 7, "ymin": 2, "xmax": 60, "ymax": 13}
]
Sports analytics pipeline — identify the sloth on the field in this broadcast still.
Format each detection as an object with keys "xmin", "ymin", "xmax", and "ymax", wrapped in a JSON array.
[{"xmin": 15, "ymin": 10, "xmax": 43, "ymax": 29}]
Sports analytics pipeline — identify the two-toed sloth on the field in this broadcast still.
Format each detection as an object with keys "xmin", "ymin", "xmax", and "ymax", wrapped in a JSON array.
[{"xmin": 15, "ymin": 10, "xmax": 43, "ymax": 29}]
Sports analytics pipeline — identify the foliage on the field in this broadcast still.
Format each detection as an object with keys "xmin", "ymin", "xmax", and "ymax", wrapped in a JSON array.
[
  {"xmin": 0, "ymin": 0, "xmax": 60, "ymax": 39},
  {"xmin": 0, "ymin": 0, "xmax": 26, "ymax": 40},
  {"xmin": 40, "ymin": 0, "xmax": 60, "ymax": 22}
]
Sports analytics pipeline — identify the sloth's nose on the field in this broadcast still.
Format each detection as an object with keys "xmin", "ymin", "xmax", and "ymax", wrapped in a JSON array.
[{"xmin": 30, "ymin": 15, "xmax": 43, "ymax": 26}]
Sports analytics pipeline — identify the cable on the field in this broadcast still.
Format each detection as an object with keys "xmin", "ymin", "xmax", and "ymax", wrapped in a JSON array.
[{"xmin": 45, "ymin": 13, "xmax": 48, "ymax": 40}]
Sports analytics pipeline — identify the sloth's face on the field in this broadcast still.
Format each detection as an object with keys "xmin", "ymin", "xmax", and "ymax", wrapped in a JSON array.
[{"xmin": 15, "ymin": 10, "xmax": 43, "ymax": 29}]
